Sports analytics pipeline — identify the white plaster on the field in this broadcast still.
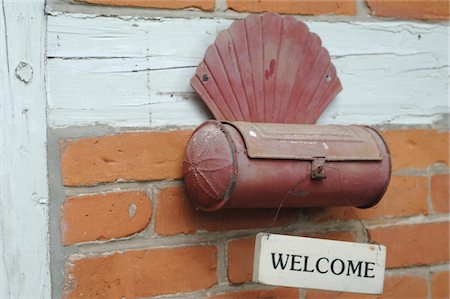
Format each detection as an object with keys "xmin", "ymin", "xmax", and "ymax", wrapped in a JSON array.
[
  {"xmin": 0, "ymin": 1, "xmax": 50, "ymax": 298},
  {"xmin": 47, "ymin": 15, "xmax": 449, "ymax": 127}
]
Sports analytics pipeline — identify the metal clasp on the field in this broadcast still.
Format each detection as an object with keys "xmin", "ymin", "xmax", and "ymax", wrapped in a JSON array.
[{"xmin": 311, "ymin": 157, "xmax": 326, "ymax": 180}]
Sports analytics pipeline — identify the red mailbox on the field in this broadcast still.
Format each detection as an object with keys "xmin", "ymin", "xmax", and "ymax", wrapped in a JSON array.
[
  {"xmin": 183, "ymin": 13, "xmax": 391, "ymax": 211},
  {"xmin": 183, "ymin": 121, "xmax": 390, "ymax": 211}
]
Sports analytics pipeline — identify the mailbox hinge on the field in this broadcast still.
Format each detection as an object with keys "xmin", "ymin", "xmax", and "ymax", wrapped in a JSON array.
[{"xmin": 311, "ymin": 157, "xmax": 326, "ymax": 180}]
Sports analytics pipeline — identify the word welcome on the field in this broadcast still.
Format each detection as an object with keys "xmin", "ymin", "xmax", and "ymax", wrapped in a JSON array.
[{"xmin": 271, "ymin": 252, "xmax": 376, "ymax": 278}]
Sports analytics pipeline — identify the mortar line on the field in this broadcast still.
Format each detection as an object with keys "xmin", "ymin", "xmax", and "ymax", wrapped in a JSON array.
[
  {"xmin": 386, "ymin": 263, "xmax": 449, "ymax": 276},
  {"xmin": 217, "ymin": 240, "xmax": 228, "ymax": 284},
  {"xmin": 426, "ymin": 269, "xmax": 432, "ymax": 299}
]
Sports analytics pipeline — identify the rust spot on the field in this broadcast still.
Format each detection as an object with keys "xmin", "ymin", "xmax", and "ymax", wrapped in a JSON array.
[{"xmin": 264, "ymin": 59, "xmax": 276, "ymax": 80}]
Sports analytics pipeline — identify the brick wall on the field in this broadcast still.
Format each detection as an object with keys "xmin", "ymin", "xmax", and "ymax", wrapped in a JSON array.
[
  {"xmin": 51, "ymin": 0, "xmax": 449, "ymax": 298},
  {"xmin": 56, "ymin": 129, "xmax": 449, "ymax": 298}
]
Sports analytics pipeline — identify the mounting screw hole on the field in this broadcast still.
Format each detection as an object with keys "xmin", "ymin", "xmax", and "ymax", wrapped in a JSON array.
[{"xmin": 202, "ymin": 73, "xmax": 209, "ymax": 82}]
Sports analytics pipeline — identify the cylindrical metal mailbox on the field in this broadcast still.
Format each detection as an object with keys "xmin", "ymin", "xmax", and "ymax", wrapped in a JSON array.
[{"xmin": 183, "ymin": 120, "xmax": 391, "ymax": 212}]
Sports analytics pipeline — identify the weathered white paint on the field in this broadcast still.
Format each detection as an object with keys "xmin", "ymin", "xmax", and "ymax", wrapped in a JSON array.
[
  {"xmin": 46, "ymin": 58, "xmax": 210, "ymax": 127},
  {"xmin": 47, "ymin": 15, "xmax": 449, "ymax": 128},
  {"xmin": 253, "ymin": 233, "xmax": 386, "ymax": 294},
  {"xmin": 0, "ymin": 1, "xmax": 50, "ymax": 298}
]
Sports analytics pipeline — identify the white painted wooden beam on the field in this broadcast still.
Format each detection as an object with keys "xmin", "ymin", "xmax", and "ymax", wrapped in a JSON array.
[
  {"xmin": 0, "ymin": 1, "xmax": 50, "ymax": 298},
  {"xmin": 47, "ymin": 15, "xmax": 449, "ymax": 128}
]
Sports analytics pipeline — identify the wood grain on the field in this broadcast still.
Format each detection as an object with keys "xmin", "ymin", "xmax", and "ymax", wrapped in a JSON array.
[
  {"xmin": 0, "ymin": 1, "xmax": 50, "ymax": 298},
  {"xmin": 47, "ymin": 15, "xmax": 449, "ymax": 128}
]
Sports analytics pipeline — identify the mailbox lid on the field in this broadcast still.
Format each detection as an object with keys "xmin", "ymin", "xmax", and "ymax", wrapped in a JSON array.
[{"xmin": 227, "ymin": 121, "xmax": 382, "ymax": 161}]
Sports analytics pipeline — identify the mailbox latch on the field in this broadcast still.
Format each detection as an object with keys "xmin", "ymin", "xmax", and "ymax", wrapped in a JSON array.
[{"xmin": 311, "ymin": 157, "xmax": 326, "ymax": 180}]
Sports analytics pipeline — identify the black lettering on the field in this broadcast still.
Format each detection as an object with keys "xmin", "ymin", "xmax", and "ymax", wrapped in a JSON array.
[
  {"xmin": 331, "ymin": 259, "xmax": 345, "ymax": 275},
  {"xmin": 303, "ymin": 256, "xmax": 314, "ymax": 272},
  {"xmin": 271, "ymin": 253, "xmax": 290, "ymax": 270},
  {"xmin": 290, "ymin": 255, "xmax": 302, "ymax": 271},
  {"xmin": 346, "ymin": 260, "xmax": 363, "ymax": 277},
  {"xmin": 364, "ymin": 262, "xmax": 375, "ymax": 278},
  {"xmin": 316, "ymin": 257, "xmax": 329, "ymax": 274}
]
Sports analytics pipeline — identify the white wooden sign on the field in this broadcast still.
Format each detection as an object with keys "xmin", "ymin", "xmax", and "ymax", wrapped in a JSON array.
[{"xmin": 253, "ymin": 233, "xmax": 386, "ymax": 294}]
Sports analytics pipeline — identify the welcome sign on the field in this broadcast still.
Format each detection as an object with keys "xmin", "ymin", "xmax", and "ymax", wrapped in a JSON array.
[{"xmin": 253, "ymin": 233, "xmax": 386, "ymax": 294}]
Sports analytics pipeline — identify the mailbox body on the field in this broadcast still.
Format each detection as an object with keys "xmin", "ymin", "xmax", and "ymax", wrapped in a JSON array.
[{"xmin": 183, "ymin": 120, "xmax": 391, "ymax": 212}]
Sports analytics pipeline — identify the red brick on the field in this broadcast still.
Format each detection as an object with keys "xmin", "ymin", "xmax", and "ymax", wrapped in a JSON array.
[
  {"xmin": 370, "ymin": 222, "xmax": 449, "ymax": 268},
  {"xmin": 366, "ymin": 0, "xmax": 449, "ymax": 21},
  {"xmin": 227, "ymin": 231, "xmax": 355, "ymax": 284},
  {"xmin": 208, "ymin": 287, "xmax": 299, "ymax": 299},
  {"xmin": 60, "ymin": 130, "xmax": 192, "ymax": 186},
  {"xmin": 76, "ymin": 0, "xmax": 214, "ymax": 11},
  {"xmin": 431, "ymin": 271, "xmax": 450, "ymax": 299},
  {"xmin": 431, "ymin": 174, "xmax": 450, "ymax": 214},
  {"xmin": 227, "ymin": 237, "xmax": 255, "ymax": 284},
  {"xmin": 64, "ymin": 246, "xmax": 217, "ymax": 298},
  {"xmin": 227, "ymin": 0, "xmax": 356, "ymax": 16},
  {"xmin": 308, "ymin": 176, "xmax": 428, "ymax": 223},
  {"xmin": 381, "ymin": 130, "xmax": 449, "ymax": 171},
  {"xmin": 154, "ymin": 186, "xmax": 198, "ymax": 235},
  {"xmin": 154, "ymin": 186, "xmax": 299, "ymax": 236},
  {"xmin": 61, "ymin": 191, "xmax": 152, "ymax": 245},
  {"xmin": 305, "ymin": 274, "xmax": 427, "ymax": 298}
]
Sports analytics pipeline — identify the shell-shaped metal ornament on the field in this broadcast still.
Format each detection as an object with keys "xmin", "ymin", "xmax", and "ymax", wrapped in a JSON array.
[{"xmin": 190, "ymin": 13, "xmax": 342, "ymax": 124}]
